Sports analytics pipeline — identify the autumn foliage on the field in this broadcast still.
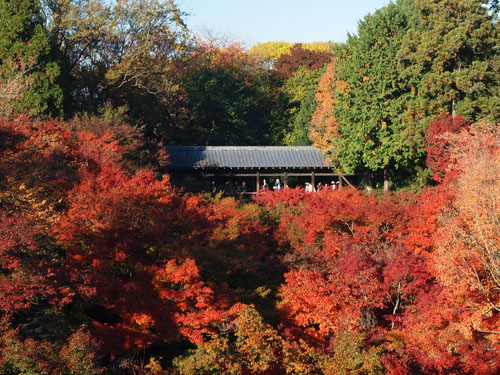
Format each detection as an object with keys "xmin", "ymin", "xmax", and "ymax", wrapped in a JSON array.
[
  {"xmin": 434, "ymin": 124, "xmax": 500, "ymax": 342},
  {"xmin": 426, "ymin": 113, "xmax": 470, "ymax": 182},
  {"xmin": 309, "ymin": 61, "xmax": 339, "ymax": 153},
  {"xmin": 1, "ymin": 0, "xmax": 499, "ymax": 371},
  {"xmin": 274, "ymin": 43, "xmax": 333, "ymax": 78},
  {"xmin": 2, "ymin": 116, "xmax": 500, "ymax": 373}
]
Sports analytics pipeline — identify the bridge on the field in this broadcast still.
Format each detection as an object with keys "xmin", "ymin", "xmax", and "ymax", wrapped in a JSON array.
[{"xmin": 165, "ymin": 146, "xmax": 353, "ymax": 193}]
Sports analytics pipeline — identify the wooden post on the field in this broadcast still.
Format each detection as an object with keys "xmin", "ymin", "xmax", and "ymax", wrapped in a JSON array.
[
  {"xmin": 338, "ymin": 174, "xmax": 343, "ymax": 189},
  {"xmin": 284, "ymin": 172, "xmax": 288, "ymax": 189},
  {"xmin": 311, "ymin": 171, "xmax": 315, "ymax": 188},
  {"xmin": 256, "ymin": 171, "xmax": 260, "ymax": 192}
]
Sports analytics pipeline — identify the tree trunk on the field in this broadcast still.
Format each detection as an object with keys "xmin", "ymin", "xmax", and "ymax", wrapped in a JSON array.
[
  {"xmin": 383, "ymin": 167, "xmax": 389, "ymax": 193},
  {"xmin": 366, "ymin": 171, "xmax": 373, "ymax": 189}
]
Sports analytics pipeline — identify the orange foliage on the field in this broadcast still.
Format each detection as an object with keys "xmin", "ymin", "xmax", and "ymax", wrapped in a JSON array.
[
  {"xmin": 4, "ymin": 115, "xmax": 500, "ymax": 372},
  {"xmin": 404, "ymin": 185, "xmax": 453, "ymax": 258},
  {"xmin": 0, "ymin": 117, "xmax": 81, "ymax": 314},
  {"xmin": 434, "ymin": 123, "xmax": 500, "ymax": 341},
  {"xmin": 0, "ymin": 213, "xmax": 65, "ymax": 313},
  {"xmin": 258, "ymin": 189, "xmax": 429, "ymax": 344},
  {"xmin": 0, "ymin": 117, "xmax": 76, "ymax": 221},
  {"xmin": 185, "ymin": 40, "xmax": 267, "ymax": 81},
  {"xmin": 55, "ymin": 167, "xmax": 226, "ymax": 351},
  {"xmin": 397, "ymin": 123, "xmax": 500, "ymax": 373},
  {"xmin": 309, "ymin": 60, "xmax": 349, "ymax": 162}
]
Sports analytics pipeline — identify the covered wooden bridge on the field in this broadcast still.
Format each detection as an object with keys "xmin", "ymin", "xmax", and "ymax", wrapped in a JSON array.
[{"xmin": 165, "ymin": 146, "xmax": 352, "ymax": 193}]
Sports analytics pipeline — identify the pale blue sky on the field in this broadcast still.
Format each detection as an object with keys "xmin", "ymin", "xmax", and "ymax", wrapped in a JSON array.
[{"xmin": 177, "ymin": 0, "xmax": 391, "ymax": 47}]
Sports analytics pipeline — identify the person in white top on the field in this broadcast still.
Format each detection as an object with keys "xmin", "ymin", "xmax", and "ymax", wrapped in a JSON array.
[
  {"xmin": 273, "ymin": 178, "xmax": 282, "ymax": 191},
  {"xmin": 305, "ymin": 182, "xmax": 314, "ymax": 192}
]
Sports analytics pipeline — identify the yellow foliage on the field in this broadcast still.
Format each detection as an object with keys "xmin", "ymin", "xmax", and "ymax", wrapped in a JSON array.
[
  {"xmin": 144, "ymin": 357, "xmax": 165, "ymax": 375},
  {"xmin": 248, "ymin": 41, "xmax": 334, "ymax": 62}
]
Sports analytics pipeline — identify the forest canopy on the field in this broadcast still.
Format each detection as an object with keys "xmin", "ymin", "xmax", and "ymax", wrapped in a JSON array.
[{"xmin": 0, "ymin": 0, "xmax": 499, "ymax": 373}]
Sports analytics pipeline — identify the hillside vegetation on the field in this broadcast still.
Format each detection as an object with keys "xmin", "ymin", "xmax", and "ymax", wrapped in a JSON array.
[{"xmin": 0, "ymin": 0, "xmax": 499, "ymax": 373}]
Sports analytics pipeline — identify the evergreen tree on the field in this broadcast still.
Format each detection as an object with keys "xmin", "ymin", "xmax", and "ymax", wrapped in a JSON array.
[
  {"xmin": 332, "ymin": 0, "xmax": 422, "ymax": 189},
  {"xmin": 399, "ymin": 0, "xmax": 500, "ymax": 123},
  {"xmin": 0, "ymin": 0, "xmax": 62, "ymax": 117},
  {"xmin": 181, "ymin": 68, "xmax": 275, "ymax": 145}
]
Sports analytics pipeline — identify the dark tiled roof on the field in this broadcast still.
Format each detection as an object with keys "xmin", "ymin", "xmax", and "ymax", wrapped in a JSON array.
[{"xmin": 165, "ymin": 146, "xmax": 332, "ymax": 169}]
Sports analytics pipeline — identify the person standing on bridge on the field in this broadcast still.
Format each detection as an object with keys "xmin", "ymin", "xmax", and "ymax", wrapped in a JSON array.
[
  {"xmin": 262, "ymin": 179, "xmax": 269, "ymax": 190},
  {"xmin": 273, "ymin": 178, "xmax": 282, "ymax": 191}
]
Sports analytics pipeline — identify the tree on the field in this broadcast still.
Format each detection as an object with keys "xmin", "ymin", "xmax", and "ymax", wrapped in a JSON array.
[
  {"xmin": 255, "ymin": 189, "xmax": 423, "ymax": 340},
  {"xmin": 329, "ymin": 0, "xmax": 423, "ymax": 190},
  {"xmin": 288, "ymin": 91, "xmax": 317, "ymax": 146},
  {"xmin": 395, "ymin": 124, "xmax": 500, "ymax": 374},
  {"xmin": 248, "ymin": 41, "xmax": 294, "ymax": 64},
  {"xmin": 248, "ymin": 41, "xmax": 334, "ymax": 67},
  {"xmin": 181, "ymin": 68, "xmax": 271, "ymax": 145},
  {"xmin": 398, "ymin": 0, "xmax": 500, "ymax": 123},
  {"xmin": 274, "ymin": 43, "xmax": 333, "ymax": 78},
  {"xmin": 0, "ymin": 57, "xmax": 35, "ymax": 117},
  {"xmin": 434, "ymin": 123, "xmax": 500, "ymax": 342},
  {"xmin": 0, "ymin": 117, "xmax": 87, "ymax": 315},
  {"xmin": 282, "ymin": 65, "xmax": 326, "ymax": 145},
  {"xmin": 54, "ymin": 167, "xmax": 226, "ymax": 352},
  {"xmin": 262, "ymin": 43, "xmax": 334, "ymax": 146},
  {"xmin": 173, "ymin": 304, "xmax": 283, "ymax": 375},
  {"xmin": 175, "ymin": 42, "xmax": 277, "ymax": 145},
  {"xmin": 0, "ymin": 213, "xmax": 64, "ymax": 314},
  {"xmin": 255, "ymin": 188, "xmax": 443, "ymax": 373},
  {"xmin": 0, "ymin": 323, "xmax": 103, "ymax": 375},
  {"xmin": 42, "ymin": 0, "xmax": 187, "ymax": 122},
  {"xmin": 309, "ymin": 61, "xmax": 341, "ymax": 155},
  {"xmin": 314, "ymin": 0, "xmax": 499, "ymax": 189},
  {"xmin": 0, "ymin": 0, "xmax": 63, "ymax": 117}
]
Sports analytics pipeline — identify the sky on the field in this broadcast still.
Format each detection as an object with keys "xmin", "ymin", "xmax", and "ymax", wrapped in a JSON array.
[{"xmin": 176, "ymin": 0, "xmax": 391, "ymax": 47}]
